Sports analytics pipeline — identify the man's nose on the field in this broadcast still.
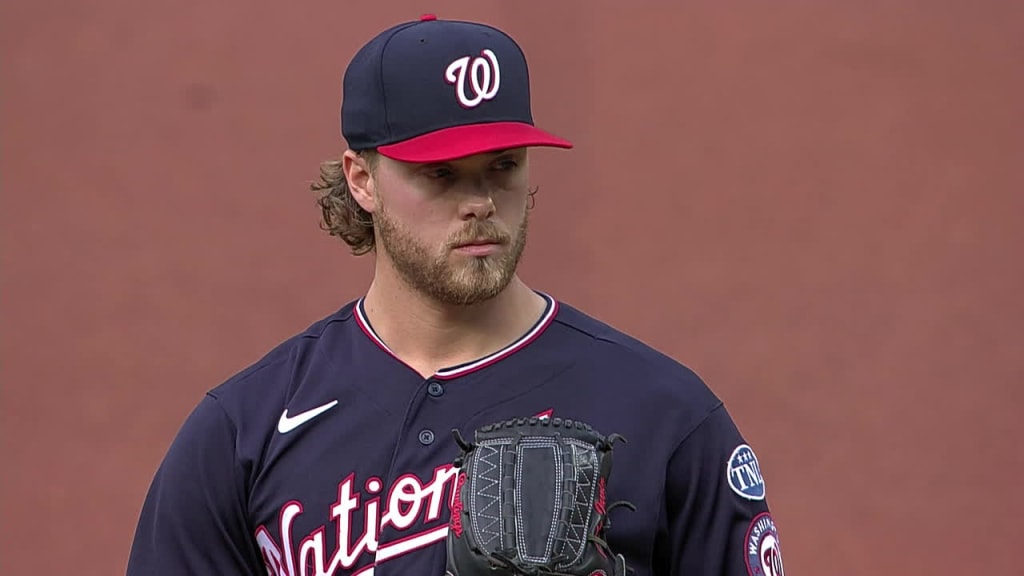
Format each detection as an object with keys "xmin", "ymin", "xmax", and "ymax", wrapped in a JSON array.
[{"xmin": 458, "ymin": 183, "xmax": 496, "ymax": 220}]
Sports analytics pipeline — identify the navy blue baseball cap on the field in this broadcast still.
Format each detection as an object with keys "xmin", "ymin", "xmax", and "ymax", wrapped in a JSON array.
[{"xmin": 340, "ymin": 14, "xmax": 573, "ymax": 163}]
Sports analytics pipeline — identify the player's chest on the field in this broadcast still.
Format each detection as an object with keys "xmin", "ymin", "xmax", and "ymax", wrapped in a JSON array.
[
  {"xmin": 247, "ymin": 392, "xmax": 467, "ymax": 576},
  {"xmin": 244, "ymin": 367, "xmax": 657, "ymax": 576}
]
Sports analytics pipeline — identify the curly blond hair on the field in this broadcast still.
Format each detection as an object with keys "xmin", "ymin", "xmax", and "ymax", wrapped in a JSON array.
[{"xmin": 311, "ymin": 150, "xmax": 379, "ymax": 255}]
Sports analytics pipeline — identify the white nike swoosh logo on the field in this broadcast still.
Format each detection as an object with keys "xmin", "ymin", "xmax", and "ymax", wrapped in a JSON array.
[{"xmin": 277, "ymin": 400, "xmax": 339, "ymax": 434}]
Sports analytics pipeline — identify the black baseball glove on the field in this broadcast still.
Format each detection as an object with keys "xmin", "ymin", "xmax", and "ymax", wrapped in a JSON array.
[{"xmin": 445, "ymin": 416, "xmax": 636, "ymax": 576}]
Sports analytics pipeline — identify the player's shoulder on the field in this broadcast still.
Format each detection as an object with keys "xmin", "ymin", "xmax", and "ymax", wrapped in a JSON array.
[
  {"xmin": 203, "ymin": 300, "xmax": 360, "ymax": 415},
  {"xmin": 551, "ymin": 297, "xmax": 722, "ymax": 410}
]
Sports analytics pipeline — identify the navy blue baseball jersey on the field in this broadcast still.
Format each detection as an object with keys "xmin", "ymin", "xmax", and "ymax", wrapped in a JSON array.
[{"xmin": 127, "ymin": 293, "xmax": 784, "ymax": 575}]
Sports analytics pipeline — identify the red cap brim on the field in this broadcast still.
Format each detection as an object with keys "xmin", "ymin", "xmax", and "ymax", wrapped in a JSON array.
[{"xmin": 377, "ymin": 121, "xmax": 573, "ymax": 163}]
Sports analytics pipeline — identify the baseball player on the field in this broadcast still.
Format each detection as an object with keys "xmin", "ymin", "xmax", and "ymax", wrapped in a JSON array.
[{"xmin": 127, "ymin": 14, "xmax": 784, "ymax": 576}]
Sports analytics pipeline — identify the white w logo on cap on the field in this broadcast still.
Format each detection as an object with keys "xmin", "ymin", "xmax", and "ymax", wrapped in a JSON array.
[{"xmin": 445, "ymin": 49, "xmax": 501, "ymax": 108}]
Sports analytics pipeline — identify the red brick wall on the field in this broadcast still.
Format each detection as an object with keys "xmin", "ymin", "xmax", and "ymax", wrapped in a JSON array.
[{"xmin": 3, "ymin": 1, "xmax": 1021, "ymax": 574}]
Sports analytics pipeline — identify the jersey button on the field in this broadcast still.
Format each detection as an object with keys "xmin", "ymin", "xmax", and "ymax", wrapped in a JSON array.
[
  {"xmin": 418, "ymin": 429, "xmax": 435, "ymax": 445},
  {"xmin": 427, "ymin": 381, "xmax": 444, "ymax": 397}
]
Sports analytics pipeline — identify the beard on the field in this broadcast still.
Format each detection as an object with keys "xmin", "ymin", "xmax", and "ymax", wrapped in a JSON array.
[{"xmin": 373, "ymin": 202, "xmax": 529, "ymax": 306}]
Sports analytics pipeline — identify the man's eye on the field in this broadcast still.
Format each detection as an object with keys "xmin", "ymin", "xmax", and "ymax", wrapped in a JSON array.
[
  {"xmin": 493, "ymin": 160, "xmax": 519, "ymax": 171},
  {"xmin": 427, "ymin": 168, "xmax": 454, "ymax": 179}
]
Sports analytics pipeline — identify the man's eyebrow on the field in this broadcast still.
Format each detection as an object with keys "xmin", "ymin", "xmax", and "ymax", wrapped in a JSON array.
[
  {"xmin": 418, "ymin": 160, "xmax": 452, "ymax": 169},
  {"xmin": 415, "ymin": 150, "xmax": 519, "ymax": 169}
]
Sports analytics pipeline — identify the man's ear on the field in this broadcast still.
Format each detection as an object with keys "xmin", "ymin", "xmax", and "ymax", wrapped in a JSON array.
[{"xmin": 342, "ymin": 150, "xmax": 377, "ymax": 213}]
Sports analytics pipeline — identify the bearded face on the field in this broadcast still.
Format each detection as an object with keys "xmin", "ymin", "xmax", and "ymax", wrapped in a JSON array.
[{"xmin": 373, "ymin": 195, "xmax": 530, "ymax": 306}]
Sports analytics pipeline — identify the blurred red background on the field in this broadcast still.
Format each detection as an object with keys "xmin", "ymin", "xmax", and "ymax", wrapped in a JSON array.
[{"xmin": 2, "ymin": 1, "xmax": 1022, "ymax": 574}]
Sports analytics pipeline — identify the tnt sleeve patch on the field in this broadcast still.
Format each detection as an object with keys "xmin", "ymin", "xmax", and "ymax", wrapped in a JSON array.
[
  {"xmin": 744, "ymin": 512, "xmax": 784, "ymax": 576},
  {"xmin": 727, "ymin": 444, "xmax": 766, "ymax": 500}
]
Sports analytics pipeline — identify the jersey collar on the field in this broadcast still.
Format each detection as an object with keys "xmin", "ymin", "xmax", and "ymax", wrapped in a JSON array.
[{"xmin": 353, "ymin": 292, "xmax": 558, "ymax": 380}]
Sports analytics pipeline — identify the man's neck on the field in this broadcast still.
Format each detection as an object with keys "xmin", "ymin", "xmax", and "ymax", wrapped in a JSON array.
[{"xmin": 360, "ymin": 272, "xmax": 548, "ymax": 379}]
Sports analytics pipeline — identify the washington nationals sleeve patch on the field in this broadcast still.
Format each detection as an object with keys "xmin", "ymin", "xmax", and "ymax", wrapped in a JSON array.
[
  {"xmin": 728, "ymin": 443, "xmax": 766, "ymax": 500},
  {"xmin": 744, "ymin": 512, "xmax": 784, "ymax": 576}
]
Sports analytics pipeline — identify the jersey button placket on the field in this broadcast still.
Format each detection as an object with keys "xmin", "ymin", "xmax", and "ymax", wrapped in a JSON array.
[
  {"xmin": 418, "ymin": 429, "xmax": 435, "ymax": 445},
  {"xmin": 426, "ymin": 381, "xmax": 444, "ymax": 397}
]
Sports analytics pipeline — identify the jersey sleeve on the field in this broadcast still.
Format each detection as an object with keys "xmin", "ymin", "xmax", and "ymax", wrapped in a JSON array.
[
  {"xmin": 656, "ymin": 403, "xmax": 785, "ymax": 576},
  {"xmin": 127, "ymin": 393, "xmax": 264, "ymax": 575}
]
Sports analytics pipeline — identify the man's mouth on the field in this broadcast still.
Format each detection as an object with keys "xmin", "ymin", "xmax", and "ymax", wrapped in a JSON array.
[
  {"xmin": 452, "ymin": 237, "xmax": 505, "ymax": 256},
  {"xmin": 455, "ymin": 237, "xmax": 502, "ymax": 248}
]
